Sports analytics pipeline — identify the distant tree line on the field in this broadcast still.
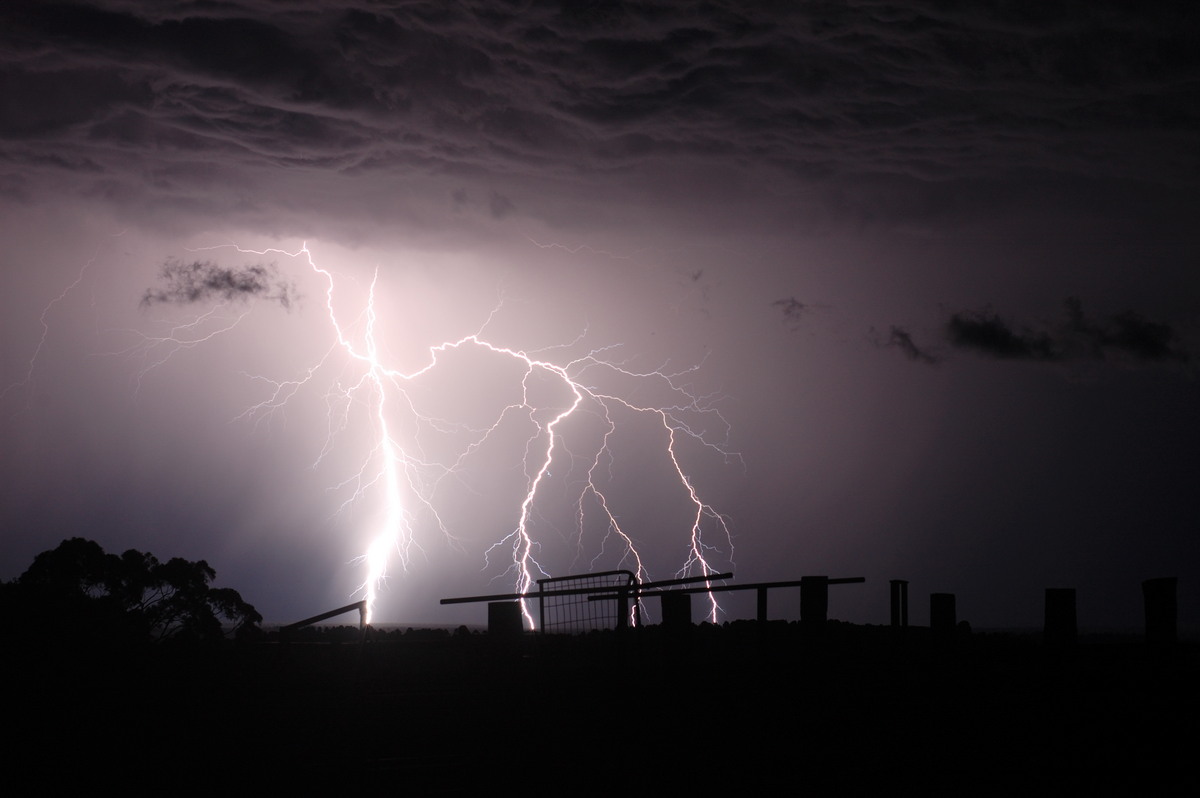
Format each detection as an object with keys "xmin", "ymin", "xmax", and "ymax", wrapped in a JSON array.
[{"xmin": 0, "ymin": 537, "xmax": 261, "ymax": 647}]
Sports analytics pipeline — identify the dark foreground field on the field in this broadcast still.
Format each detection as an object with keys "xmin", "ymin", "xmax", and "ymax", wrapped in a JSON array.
[{"xmin": 8, "ymin": 622, "xmax": 1197, "ymax": 793}]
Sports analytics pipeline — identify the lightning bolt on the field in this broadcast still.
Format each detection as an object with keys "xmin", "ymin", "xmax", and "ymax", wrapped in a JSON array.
[
  {"xmin": 520, "ymin": 233, "xmax": 636, "ymax": 261},
  {"xmin": 117, "ymin": 305, "xmax": 255, "ymax": 393},
  {"xmin": 27, "ymin": 238, "xmax": 737, "ymax": 627},
  {"xmin": 3, "ymin": 235, "xmax": 123, "ymax": 405}
]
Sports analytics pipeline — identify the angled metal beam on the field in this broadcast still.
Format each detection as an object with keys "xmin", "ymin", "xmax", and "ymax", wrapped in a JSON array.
[{"xmin": 281, "ymin": 600, "xmax": 367, "ymax": 632}]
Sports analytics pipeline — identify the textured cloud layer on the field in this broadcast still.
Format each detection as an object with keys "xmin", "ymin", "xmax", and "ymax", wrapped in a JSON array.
[{"xmin": 3, "ymin": 1, "xmax": 1197, "ymax": 233}]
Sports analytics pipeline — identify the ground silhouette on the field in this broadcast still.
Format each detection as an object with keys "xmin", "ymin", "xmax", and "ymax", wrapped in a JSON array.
[
  {"xmin": 5, "ymin": 614, "xmax": 1196, "ymax": 792},
  {"xmin": 2, "ymin": 545, "xmax": 1194, "ymax": 791}
]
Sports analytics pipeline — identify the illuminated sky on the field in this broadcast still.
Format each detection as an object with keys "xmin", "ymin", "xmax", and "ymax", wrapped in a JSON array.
[{"xmin": 2, "ymin": 1, "xmax": 1198, "ymax": 631}]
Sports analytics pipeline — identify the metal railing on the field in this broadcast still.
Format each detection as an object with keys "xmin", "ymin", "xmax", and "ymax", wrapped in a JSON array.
[
  {"xmin": 442, "ymin": 572, "xmax": 732, "ymax": 633},
  {"xmin": 538, "ymin": 570, "xmax": 637, "ymax": 634}
]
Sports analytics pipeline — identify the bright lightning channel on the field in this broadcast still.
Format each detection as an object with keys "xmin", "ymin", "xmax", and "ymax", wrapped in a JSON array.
[{"xmin": 174, "ymin": 242, "xmax": 736, "ymax": 626}]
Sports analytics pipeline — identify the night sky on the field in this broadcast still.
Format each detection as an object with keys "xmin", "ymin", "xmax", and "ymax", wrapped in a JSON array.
[{"xmin": 2, "ymin": 1, "xmax": 1197, "ymax": 632}]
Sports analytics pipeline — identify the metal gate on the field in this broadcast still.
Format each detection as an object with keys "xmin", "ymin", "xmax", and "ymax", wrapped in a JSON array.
[{"xmin": 537, "ymin": 570, "xmax": 637, "ymax": 634}]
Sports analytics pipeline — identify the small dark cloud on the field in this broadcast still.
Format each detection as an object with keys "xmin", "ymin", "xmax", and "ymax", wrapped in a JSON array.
[
  {"xmin": 946, "ymin": 310, "xmax": 1060, "ymax": 361},
  {"xmin": 878, "ymin": 325, "xmax": 939, "ymax": 364},
  {"xmin": 772, "ymin": 296, "xmax": 806, "ymax": 330},
  {"xmin": 947, "ymin": 299, "xmax": 1190, "ymax": 366},
  {"xmin": 141, "ymin": 259, "xmax": 295, "ymax": 309},
  {"xmin": 1064, "ymin": 296, "xmax": 1189, "ymax": 364},
  {"xmin": 1103, "ymin": 311, "xmax": 1189, "ymax": 363}
]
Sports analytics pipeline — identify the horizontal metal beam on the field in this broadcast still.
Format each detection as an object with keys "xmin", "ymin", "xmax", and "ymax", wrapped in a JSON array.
[
  {"xmin": 588, "ymin": 577, "xmax": 866, "ymax": 600},
  {"xmin": 441, "ymin": 573, "xmax": 733, "ymax": 605},
  {"xmin": 640, "ymin": 573, "xmax": 735, "ymax": 590}
]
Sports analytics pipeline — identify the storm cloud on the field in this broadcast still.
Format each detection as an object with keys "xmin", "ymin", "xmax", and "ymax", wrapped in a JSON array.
[
  {"xmin": 1063, "ymin": 297, "xmax": 1190, "ymax": 364},
  {"xmin": 2, "ymin": 1, "xmax": 1197, "ymax": 235},
  {"xmin": 947, "ymin": 300, "xmax": 1191, "ymax": 366},
  {"xmin": 947, "ymin": 310, "xmax": 1061, "ymax": 361},
  {"xmin": 141, "ymin": 260, "xmax": 295, "ymax": 309}
]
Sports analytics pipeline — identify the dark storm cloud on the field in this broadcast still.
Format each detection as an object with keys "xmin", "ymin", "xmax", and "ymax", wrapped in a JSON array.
[
  {"xmin": 946, "ymin": 310, "xmax": 1060, "ymax": 361},
  {"xmin": 141, "ymin": 259, "xmax": 294, "ymax": 309},
  {"xmin": 2, "ymin": 1, "xmax": 1197, "ymax": 229},
  {"xmin": 1099, "ymin": 313, "xmax": 1190, "ymax": 363},
  {"xmin": 1062, "ymin": 297, "xmax": 1190, "ymax": 364},
  {"xmin": 948, "ymin": 300, "xmax": 1190, "ymax": 365}
]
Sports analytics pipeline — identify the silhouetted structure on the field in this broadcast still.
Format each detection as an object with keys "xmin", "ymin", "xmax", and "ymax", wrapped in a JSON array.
[
  {"xmin": 443, "ymin": 572, "xmax": 730, "ymax": 633},
  {"xmin": 443, "ymin": 572, "xmax": 868, "ymax": 631},
  {"xmin": 930, "ymin": 593, "xmax": 956, "ymax": 635},
  {"xmin": 539, "ymin": 570, "xmax": 637, "ymax": 632},
  {"xmin": 801, "ymin": 575, "xmax": 829, "ymax": 627},
  {"xmin": 642, "ymin": 576, "xmax": 865, "ymax": 623},
  {"xmin": 620, "ymin": 575, "xmax": 865, "ymax": 626},
  {"xmin": 1142, "ymin": 577, "xmax": 1177, "ymax": 647},
  {"xmin": 1044, "ymin": 588, "xmax": 1077, "ymax": 645},
  {"xmin": 488, "ymin": 601, "xmax": 523, "ymax": 637},
  {"xmin": 660, "ymin": 591, "xmax": 692, "ymax": 628},
  {"xmin": 890, "ymin": 580, "xmax": 909, "ymax": 627},
  {"xmin": 281, "ymin": 600, "xmax": 367, "ymax": 636}
]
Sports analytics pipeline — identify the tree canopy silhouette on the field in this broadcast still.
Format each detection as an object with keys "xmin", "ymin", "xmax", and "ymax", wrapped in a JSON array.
[{"xmin": 5, "ymin": 537, "xmax": 261, "ymax": 644}]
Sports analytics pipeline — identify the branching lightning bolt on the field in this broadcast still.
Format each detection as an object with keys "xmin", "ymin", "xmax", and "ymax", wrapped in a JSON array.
[
  {"xmin": 3, "ymin": 243, "xmax": 105, "ymax": 405},
  {"xmin": 27, "ymin": 238, "xmax": 737, "ymax": 627}
]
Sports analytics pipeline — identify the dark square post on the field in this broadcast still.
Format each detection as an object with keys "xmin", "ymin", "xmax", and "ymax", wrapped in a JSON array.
[
  {"xmin": 488, "ymin": 601, "xmax": 523, "ymax": 637},
  {"xmin": 801, "ymin": 576, "xmax": 829, "ymax": 627},
  {"xmin": 661, "ymin": 591, "xmax": 692, "ymax": 629},
  {"xmin": 1142, "ymin": 577, "xmax": 1177, "ymax": 647},
  {"xmin": 1043, "ymin": 588, "xmax": 1077, "ymax": 645},
  {"xmin": 930, "ymin": 593, "xmax": 956, "ymax": 635}
]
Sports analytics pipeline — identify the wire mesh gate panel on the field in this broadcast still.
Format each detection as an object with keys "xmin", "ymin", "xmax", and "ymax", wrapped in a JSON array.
[{"xmin": 537, "ymin": 570, "xmax": 637, "ymax": 634}]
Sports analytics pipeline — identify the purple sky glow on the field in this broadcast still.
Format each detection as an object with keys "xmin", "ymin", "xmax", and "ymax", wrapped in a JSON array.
[{"xmin": 2, "ymin": 1, "xmax": 1198, "ymax": 631}]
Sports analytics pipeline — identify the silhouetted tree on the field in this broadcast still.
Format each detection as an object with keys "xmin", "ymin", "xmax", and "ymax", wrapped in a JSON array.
[{"xmin": 8, "ymin": 537, "xmax": 261, "ymax": 644}]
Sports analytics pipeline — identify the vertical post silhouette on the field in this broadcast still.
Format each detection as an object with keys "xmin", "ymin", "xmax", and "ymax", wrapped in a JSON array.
[
  {"xmin": 661, "ymin": 591, "xmax": 692, "ymax": 629},
  {"xmin": 801, "ymin": 576, "xmax": 829, "ymax": 627},
  {"xmin": 930, "ymin": 593, "xmax": 956, "ymax": 635},
  {"xmin": 488, "ymin": 601, "xmax": 523, "ymax": 637},
  {"xmin": 1043, "ymin": 588, "xmax": 1077, "ymax": 645},
  {"xmin": 890, "ymin": 580, "xmax": 909, "ymax": 628},
  {"xmin": 1142, "ymin": 577, "xmax": 1177, "ymax": 647}
]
